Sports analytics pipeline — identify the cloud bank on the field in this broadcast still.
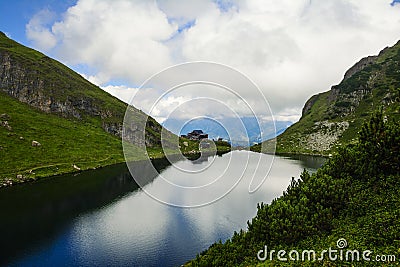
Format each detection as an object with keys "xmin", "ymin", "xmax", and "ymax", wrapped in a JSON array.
[{"xmin": 26, "ymin": 0, "xmax": 400, "ymax": 122}]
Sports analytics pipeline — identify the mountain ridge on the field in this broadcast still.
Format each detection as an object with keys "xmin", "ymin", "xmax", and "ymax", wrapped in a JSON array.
[
  {"xmin": 0, "ymin": 31, "xmax": 169, "ymax": 185},
  {"xmin": 252, "ymin": 39, "xmax": 400, "ymax": 155},
  {"xmin": 1, "ymin": 31, "xmax": 129, "ymax": 137}
]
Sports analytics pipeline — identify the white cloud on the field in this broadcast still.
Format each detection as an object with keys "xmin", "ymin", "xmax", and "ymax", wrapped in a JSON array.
[
  {"xmin": 101, "ymin": 85, "xmax": 139, "ymax": 104},
  {"xmin": 51, "ymin": 0, "xmax": 177, "ymax": 84},
  {"xmin": 272, "ymin": 108, "xmax": 303, "ymax": 122},
  {"xmin": 26, "ymin": 9, "xmax": 57, "ymax": 51},
  {"xmin": 26, "ymin": 0, "xmax": 400, "ymax": 122},
  {"xmin": 156, "ymin": 0, "xmax": 215, "ymax": 24},
  {"xmin": 180, "ymin": 0, "xmax": 400, "ymax": 116}
]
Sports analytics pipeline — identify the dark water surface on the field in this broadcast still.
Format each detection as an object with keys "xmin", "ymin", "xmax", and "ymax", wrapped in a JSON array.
[{"xmin": 0, "ymin": 152, "xmax": 325, "ymax": 266}]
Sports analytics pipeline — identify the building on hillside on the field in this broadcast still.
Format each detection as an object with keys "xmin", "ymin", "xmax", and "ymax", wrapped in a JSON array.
[{"xmin": 182, "ymin": 130, "xmax": 209, "ymax": 140}]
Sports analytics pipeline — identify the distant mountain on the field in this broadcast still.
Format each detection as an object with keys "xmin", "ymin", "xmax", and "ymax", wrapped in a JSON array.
[
  {"xmin": 252, "ymin": 40, "xmax": 400, "ymax": 154},
  {"xmin": 0, "ymin": 31, "xmax": 169, "ymax": 184},
  {"xmin": 163, "ymin": 117, "xmax": 292, "ymax": 146}
]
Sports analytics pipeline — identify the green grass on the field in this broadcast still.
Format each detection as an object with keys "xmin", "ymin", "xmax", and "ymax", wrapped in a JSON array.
[{"xmin": 0, "ymin": 92, "xmax": 135, "ymax": 183}]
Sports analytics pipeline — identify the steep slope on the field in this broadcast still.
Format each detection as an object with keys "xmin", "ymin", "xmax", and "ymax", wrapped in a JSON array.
[
  {"xmin": 253, "ymin": 40, "xmax": 400, "ymax": 155},
  {"xmin": 0, "ymin": 31, "xmax": 165, "ymax": 139},
  {"xmin": 0, "ymin": 32, "xmax": 166, "ymax": 185}
]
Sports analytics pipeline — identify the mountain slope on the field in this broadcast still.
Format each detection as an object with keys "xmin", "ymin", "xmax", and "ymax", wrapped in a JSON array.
[
  {"xmin": 0, "ymin": 31, "xmax": 163, "ymax": 138},
  {"xmin": 0, "ymin": 91, "xmax": 131, "ymax": 183},
  {"xmin": 0, "ymin": 32, "xmax": 165, "ymax": 185},
  {"xmin": 253, "ymin": 40, "xmax": 400, "ymax": 155}
]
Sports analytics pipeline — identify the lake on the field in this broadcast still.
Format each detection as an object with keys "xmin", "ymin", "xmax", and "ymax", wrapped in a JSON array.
[{"xmin": 0, "ymin": 151, "xmax": 325, "ymax": 266}]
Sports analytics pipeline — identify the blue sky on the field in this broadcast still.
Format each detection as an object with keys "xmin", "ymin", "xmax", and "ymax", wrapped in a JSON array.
[
  {"xmin": 392, "ymin": 0, "xmax": 400, "ymax": 6},
  {"xmin": 0, "ymin": 0, "xmax": 76, "ymax": 45}
]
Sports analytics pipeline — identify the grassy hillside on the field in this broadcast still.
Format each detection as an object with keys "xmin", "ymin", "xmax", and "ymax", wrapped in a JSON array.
[
  {"xmin": 188, "ymin": 111, "xmax": 400, "ymax": 267},
  {"xmin": 252, "ymin": 40, "xmax": 400, "ymax": 155},
  {"xmin": 0, "ymin": 31, "xmax": 162, "ymax": 186},
  {"xmin": 0, "ymin": 31, "xmax": 126, "ymax": 124},
  {"xmin": 0, "ymin": 91, "xmax": 136, "ymax": 185},
  {"xmin": 0, "ymin": 32, "xmax": 203, "ymax": 186}
]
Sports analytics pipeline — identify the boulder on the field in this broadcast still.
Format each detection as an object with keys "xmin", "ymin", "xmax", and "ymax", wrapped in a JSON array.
[
  {"xmin": 32, "ymin": 140, "xmax": 41, "ymax": 147},
  {"xmin": 1, "ymin": 121, "xmax": 12, "ymax": 131},
  {"xmin": 0, "ymin": 113, "xmax": 10, "ymax": 120},
  {"xmin": 73, "ymin": 164, "xmax": 81, "ymax": 171}
]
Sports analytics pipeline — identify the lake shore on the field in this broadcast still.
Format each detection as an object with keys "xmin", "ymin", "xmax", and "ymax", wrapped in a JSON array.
[{"xmin": 0, "ymin": 146, "xmax": 232, "ymax": 189}]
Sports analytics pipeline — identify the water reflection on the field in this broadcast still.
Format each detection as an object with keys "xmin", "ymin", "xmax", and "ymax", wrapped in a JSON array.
[
  {"xmin": 280, "ymin": 154, "xmax": 327, "ymax": 173},
  {"xmin": 0, "ymin": 160, "xmax": 171, "ymax": 266},
  {"xmin": 1, "ymin": 152, "xmax": 325, "ymax": 267}
]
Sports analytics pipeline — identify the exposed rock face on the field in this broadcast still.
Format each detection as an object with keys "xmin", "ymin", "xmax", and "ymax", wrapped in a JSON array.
[
  {"xmin": 0, "ymin": 51, "xmax": 101, "ymax": 120},
  {"xmin": 342, "ymin": 55, "xmax": 377, "ymax": 81},
  {"xmin": 325, "ymin": 60, "xmax": 378, "ymax": 118},
  {"xmin": 302, "ymin": 121, "xmax": 349, "ymax": 151},
  {"xmin": 121, "ymin": 107, "xmax": 170, "ymax": 148},
  {"xmin": 331, "ymin": 88, "xmax": 372, "ymax": 117},
  {"xmin": 302, "ymin": 94, "xmax": 319, "ymax": 117}
]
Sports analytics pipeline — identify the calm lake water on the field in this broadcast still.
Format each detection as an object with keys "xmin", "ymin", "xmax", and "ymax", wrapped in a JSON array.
[{"xmin": 0, "ymin": 151, "xmax": 325, "ymax": 267}]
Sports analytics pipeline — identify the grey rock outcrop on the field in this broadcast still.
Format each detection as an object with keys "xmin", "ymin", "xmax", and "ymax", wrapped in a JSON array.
[
  {"xmin": 31, "ymin": 140, "xmax": 41, "ymax": 147},
  {"xmin": 342, "ymin": 55, "xmax": 377, "ymax": 81}
]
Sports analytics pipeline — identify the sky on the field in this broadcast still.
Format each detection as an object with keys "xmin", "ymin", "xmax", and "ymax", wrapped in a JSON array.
[{"xmin": 1, "ymin": 0, "xmax": 400, "ymax": 123}]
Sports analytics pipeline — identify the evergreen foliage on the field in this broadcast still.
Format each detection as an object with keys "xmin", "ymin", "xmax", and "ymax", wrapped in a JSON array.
[{"xmin": 188, "ymin": 111, "xmax": 400, "ymax": 266}]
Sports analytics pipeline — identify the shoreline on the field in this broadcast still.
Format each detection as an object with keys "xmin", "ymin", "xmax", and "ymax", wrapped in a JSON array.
[
  {"xmin": 0, "ymin": 157, "xmax": 127, "ymax": 189},
  {"xmin": 0, "ymin": 148, "xmax": 231, "ymax": 190},
  {"xmin": 272, "ymin": 151, "xmax": 331, "ymax": 158},
  {"xmin": 248, "ymin": 148, "xmax": 332, "ymax": 158},
  {"xmin": 1, "ymin": 148, "xmax": 329, "ymax": 190}
]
